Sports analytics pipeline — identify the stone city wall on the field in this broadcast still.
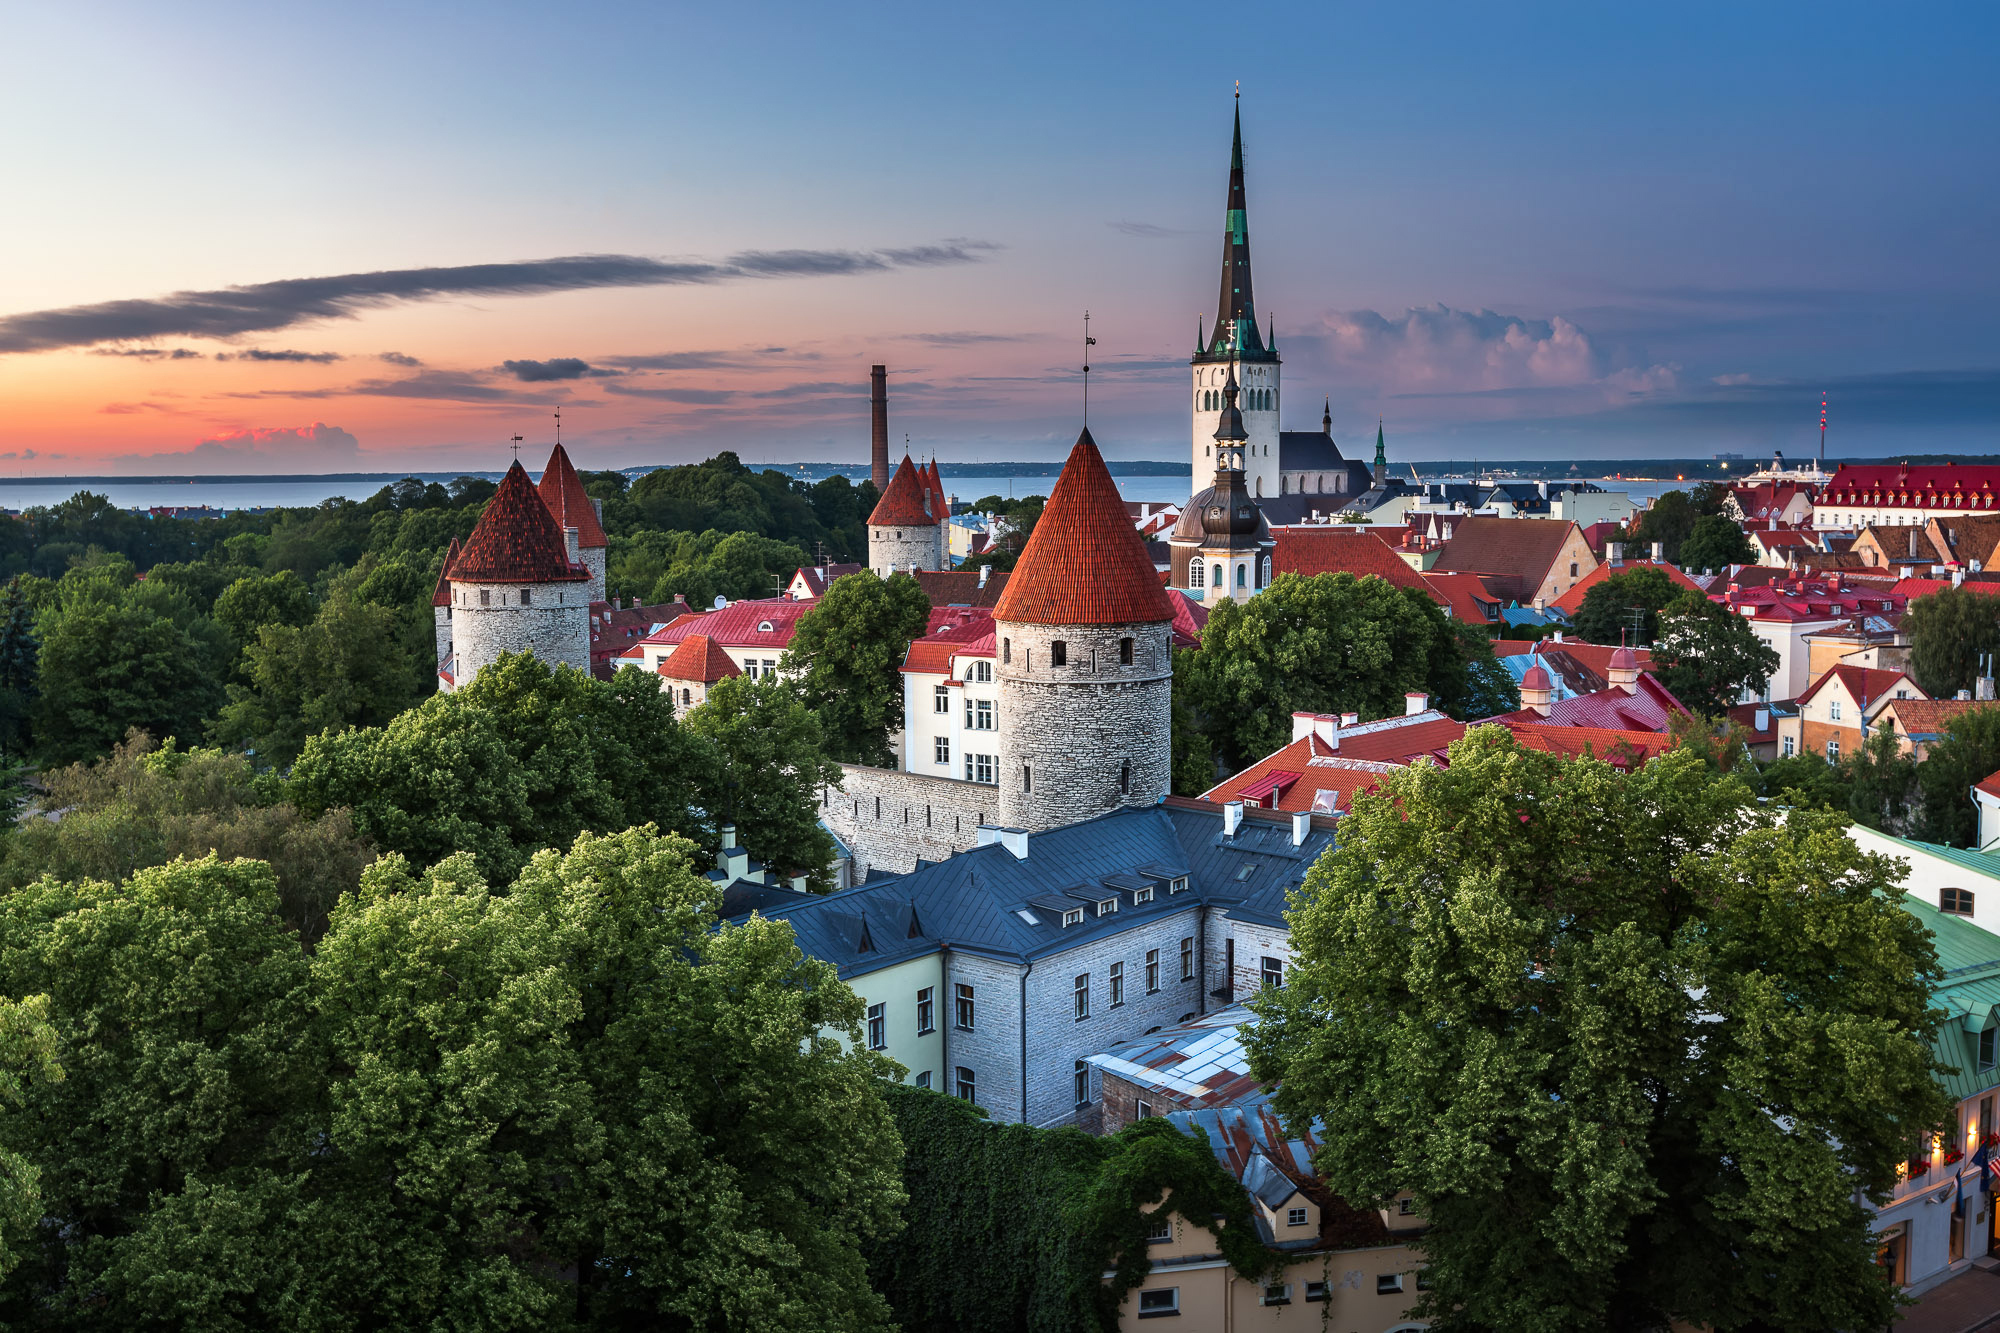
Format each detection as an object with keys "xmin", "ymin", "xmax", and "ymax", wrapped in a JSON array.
[
  {"xmin": 446, "ymin": 580, "xmax": 592, "ymax": 687},
  {"xmin": 822, "ymin": 764, "xmax": 994, "ymax": 879}
]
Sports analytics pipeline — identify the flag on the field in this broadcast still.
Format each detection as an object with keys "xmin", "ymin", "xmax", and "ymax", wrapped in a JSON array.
[{"xmin": 1986, "ymin": 1157, "xmax": 2000, "ymax": 1184}]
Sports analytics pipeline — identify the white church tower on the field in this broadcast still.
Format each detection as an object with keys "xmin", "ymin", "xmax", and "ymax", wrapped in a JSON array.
[{"xmin": 1190, "ymin": 96, "xmax": 1281, "ymax": 502}]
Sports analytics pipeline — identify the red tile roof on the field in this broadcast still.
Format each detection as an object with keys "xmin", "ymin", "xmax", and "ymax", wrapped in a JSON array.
[
  {"xmin": 1492, "ymin": 639, "xmax": 1656, "ymax": 682},
  {"xmin": 1547, "ymin": 559, "xmax": 1702, "ymax": 616},
  {"xmin": 1796, "ymin": 664, "xmax": 1918, "ymax": 712},
  {"xmin": 431, "ymin": 536, "xmax": 460, "ymax": 607},
  {"xmin": 1431, "ymin": 516, "xmax": 1585, "ymax": 604},
  {"xmin": 633, "ymin": 598, "xmax": 811, "ymax": 652},
  {"xmin": 1503, "ymin": 723, "xmax": 1675, "ymax": 766},
  {"xmin": 791, "ymin": 563, "xmax": 864, "ymax": 597},
  {"xmin": 991, "ymin": 429, "xmax": 1176, "ymax": 626},
  {"xmin": 900, "ymin": 607, "xmax": 998, "ymax": 674},
  {"xmin": 450, "ymin": 462, "xmax": 592, "ymax": 584},
  {"xmin": 1272, "ymin": 530, "xmax": 1426, "ymax": 588},
  {"xmin": 1893, "ymin": 577, "xmax": 2000, "ymax": 601},
  {"xmin": 1977, "ymin": 767, "xmax": 2000, "ymax": 801},
  {"xmin": 535, "ymin": 443, "xmax": 608, "ymax": 548},
  {"xmin": 1727, "ymin": 702, "xmax": 1779, "ymax": 743},
  {"xmin": 1881, "ymin": 698, "xmax": 1994, "ymax": 740},
  {"xmin": 913, "ymin": 569, "xmax": 1010, "ymax": 608},
  {"xmin": 1492, "ymin": 673, "xmax": 1688, "ymax": 732},
  {"xmin": 1421, "ymin": 571, "xmax": 1504, "ymax": 623},
  {"xmin": 1167, "ymin": 588, "xmax": 1209, "ymax": 647},
  {"xmin": 1820, "ymin": 463, "xmax": 2000, "ymax": 513},
  {"xmin": 658, "ymin": 633, "xmax": 742, "ymax": 684},
  {"xmin": 868, "ymin": 455, "xmax": 942, "ymax": 526}
]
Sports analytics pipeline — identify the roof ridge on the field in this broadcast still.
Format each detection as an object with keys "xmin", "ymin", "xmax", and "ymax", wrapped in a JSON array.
[
  {"xmin": 536, "ymin": 443, "xmax": 608, "ymax": 548},
  {"xmin": 451, "ymin": 462, "xmax": 592, "ymax": 585}
]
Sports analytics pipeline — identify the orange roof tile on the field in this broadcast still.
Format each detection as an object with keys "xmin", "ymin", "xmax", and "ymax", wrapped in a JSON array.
[
  {"xmin": 991, "ymin": 429, "xmax": 1176, "ymax": 627},
  {"xmin": 657, "ymin": 633, "xmax": 742, "ymax": 684},
  {"xmin": 535, "ymin": 443, "xmax": 608, "ymax": 548},
  {"xmin": 1797, "ymin": 664, "xmax": 1919, "ymax": 712},
  {"xmin": 1272, "ymin": 530, "xmax": 1426, "ymax": 588},
  {"xmin": 1547, "ymin": 559, "xmax": 1702, "ymax": 616},
  {"xmin": 450, "ymin": 462, "xmax": 591, "ymax": 584},
  {"xmin": 431, "ymin": 536, "xmax": 460, "ymax": 607},
  {"xmin": 1880, "ymin": 697, "xmax": 1997, "ymax": 739},
  {"xmin": 868, "ymin": 455, "xmax": 942, "ymax": 526}
]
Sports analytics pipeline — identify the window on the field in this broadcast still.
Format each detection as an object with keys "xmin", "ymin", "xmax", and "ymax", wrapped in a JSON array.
[
  {"xmin": 965, "ymin": 754, "xmax": 995, "ymax": 784},
  {"xmin": 974, "ymin": 700, "xmax": 994, "ymax": 730},
  {"xmin": 1304, "ymin": 1281, "xmax": 1328, "ymax": 1302},
  {"xmin": 1120, "ymin": 761, "xmax": 1131, "ymax": 795},
  {"xmin": 1136, "ymin": 1098, "xmax": 1154, "ymax": 1119},
  {"xmin": 1188, "ymin": 561, "xmax": 1204, "ymax": 589},
  {"xmin": 1021, "ymin": 763, "xmax": 1030, "ymax": 791},
  {"xmin": 1830, "ymin": 698, "xmax": 1844, "ymax": 722},
  {"xmin": 955, "ymin": 983, "xmax": 975, "ymax": 1030},
  {"xmin": 1943, "ymin": 887, "xmax": 1976, "ymax": 916},
  {"xmin": 1286, "ymin": 1206, "xmax": 1308, "ymax": 1227},
  {"xmin": 1002, "ymin": 638, "xmax": 1011, "ymax": 664},
  {"xmin": 915, "ymin": 1069, "xmax": 931, "ymax": 1089},
  {"xmin": 934, "ymin": 684, "xmax": 949, "ymax": 713},
  {"xmin": 519, "ymin": 588, "xmax": 532, "ymax": 605},
  {"xmin": 1897, "ymin": 687, "xmax": 1910, "ymax": 699},
  {"xmin": 1261, "ymin": 957, "xmax": 1284, "ymax": 990},
  {"xmin": 1260, "ymin": 555, "xmax": 1271, "ymax": 587},
  {"xmin": 1236, "ymin": 564, "xmax": 1246, "ymax": 588},
  {"xmin": 1569, "ymin": 562, "xmax": 1579, "ymax": 578},
  {"xmin": 1145, "ymin": 1215, "xmax": 1172, "ymax": 1243},
  {"xmin": 1826, "ymin": 737, "xmax": 1841, "ymax": 760},
  {"xmin": 1377, "ymin": 1274, "xmax": 1406, "ymax": 1295},
  {"xmin": 934, "ymin": 736, "xmax": 949, "ymax": 765},
  {"xmin": 1981, "ymin": 1026, "xmax": 1996, "ymax": 1070},
  {"xmin": 1212, "ymin": 564, "xmax": 1223, "ymax": 589},
  {"xmin": 479, "ymin": 588, "xmax": 491, "ymax": 606},
  {"xmin": 955, "ymin": 1066, "xmax": 976, "ymax": 1101},
  {"xmin": 916, "ymin": 987, "xmax": 934, "ymax": 1034},
  {"xmin": 1074, "ymin": 1060, "xmax": 1090, "ymax": 1106},
  {"xmin": 866, "ymin": 1003, "xmax": 886, "ymax": 1050},
  {"xmin": 1137, "ymin": 1288, "xmax": 1179, "ymax": 1316},
  {"xmin": 1110, "ymin": 962, "xmax": 1125, "ymax": 1007},
  {"xmin": 1261, "ymin": 1283, "xmax": 1291, "ymax": 1307},
  {"xmin": 975, "ymin": 660, "xmax": 992, "ymax": 682},
  {"xmin": 1180, "ymin": 936, "xmax": 1195, "ymax": 981},
  {"xmin": 1146, "ymin": 949, "xmax": 1160, "ymax": 992},
  {"xmin": 1398, "ymin": 1197, "xmax": 1417, "ymax": 1215},
  {"xmin": 1782, "ymin": 735, "xmax": 1795, "ymax": 757},
  {"xmin": 1119, "ymin": 636, "xmax": 1134, "ymax": 665},
  {"xmin": 1061, "ymin": 907, "xmax": 1084, "ymax": 927},
  {"xmin": 1170, "ymin": 876, "xmax": 1188, "ymax": 895},
  {"xmin": 1095, "ymin": 897, "xmax": 1117, "ymax": 917},
  {"xmin": 1050, "ymin": 640, "xmax": 1067, "ymax": 667},
  {"xmin": 1132, "ymin": 885, "xmax": 1153, "ymax": 905},
  {"xmin": 1074, "ymin": 973, "xmax": 1090, "ymax": 1021}
]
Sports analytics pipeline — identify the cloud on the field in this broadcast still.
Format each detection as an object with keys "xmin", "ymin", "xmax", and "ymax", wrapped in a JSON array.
[
  {"xmin": 602, "ymin": 383, "xmax": 737, "ymax": 405},
  {"xmin": 378, "ymin": 351, "xmax": 422, "ymax": 367},
  {"xmin": 353, "ymin": 370, "xmax": 556, "ymax": 403},
  {"xmin": 906, "ymin": 331, "xmax": 1031, "ymax": 346},
  {"xmin": 178, "ymin": 422, "xmax": 362, "ymax": 469},
  {"xmin": 501, "ymin": 357, "xmax": 615, "ymax": 382},
  {"xmin": 1317, "ymin": 303, "xmax": 1677, "ymax": 405},
  {"xmin": 0, "ymin": 241, "xmax": 998, "ymax": 355},
  {"xmin": 1108, "ymin": 221, "xmax": 1193, "ymax": 239},
  {"xmin": 90, "ymin": 346, "xmax": 203, "ymax": 359},
  {"xmin": 601, "ymin": 347, "xmax": 805, "ymax": 371},
  {"xmin": 215, "ymin": 348, "xmax": 343, "ymax": 363},
  {"xmin": 100, "ymin": 401, "xmax": 170, "ymax": 414}
]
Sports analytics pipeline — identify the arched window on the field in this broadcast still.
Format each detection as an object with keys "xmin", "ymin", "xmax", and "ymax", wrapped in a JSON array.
[
  {"xmin": 1120, "ymin": 761, "xmax": 1131, "ymax": 795},
  {"xmin": 681, "ymin": 688, "xmax": 691, "ymax": 706},
  {"xmin": 1236, "ymin": 564, "xmax": 1247, "ymax": 588},
  {"xmin": 1212, "ymin": 563, "xmax": 1223, "ymax": 589},
  {"xmin": 1261, "ymin": 555, "xmax": 1272, "ymax": 587},
  {"xmin": 1188, "ymin": 562, "xmax": 1203, "ymax": 589},
  {"xmin": 1002, "ymin": 637, "xmax": 1011, "ymax": 664}
]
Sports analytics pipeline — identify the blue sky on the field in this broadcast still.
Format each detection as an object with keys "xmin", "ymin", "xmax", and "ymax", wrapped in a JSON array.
[{"xmin": 0, "ymin": 1, "xmax": 1994, "ymax": 471}]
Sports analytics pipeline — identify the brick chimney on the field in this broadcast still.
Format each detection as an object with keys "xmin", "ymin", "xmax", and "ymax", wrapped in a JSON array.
[{"xmin": 870, "ymin": 364, "xmax": 889, "ymax": 491}]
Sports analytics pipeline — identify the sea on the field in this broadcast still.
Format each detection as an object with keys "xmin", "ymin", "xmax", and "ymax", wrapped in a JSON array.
[{"xmin": 0, "ymin": 472, "xmax": 1693, "ymax": 514}]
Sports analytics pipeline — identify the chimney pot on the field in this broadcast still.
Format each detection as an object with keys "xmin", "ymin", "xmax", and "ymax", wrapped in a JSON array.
[
  {"xmin": 720, "ymin": 824, "xmax": 737, "ymax": 850},
  {"xmin": 1339, "ymin": 711, "xmax": 1359, "ymax": 727},
  {"xmin": 1223, "ymin": 802, "xmax": 1245, "ymax": 838},
  {"xmin": 1291, "ymin": 810, "xmax": 1312, "ymax": 846}
]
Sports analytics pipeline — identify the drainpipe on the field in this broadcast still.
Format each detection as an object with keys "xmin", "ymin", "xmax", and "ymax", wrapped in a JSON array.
[
  {"xmin": 1197, "ymin": 905, "xmax": 1208, "ymax": 1017},
  {"xmin": 939, "ymin": 944, "xmax": 951, "ymax": 1097},
  {"xmin": 1019, "ymin": 957, "xmax": 1035, "ymax": 1125}
]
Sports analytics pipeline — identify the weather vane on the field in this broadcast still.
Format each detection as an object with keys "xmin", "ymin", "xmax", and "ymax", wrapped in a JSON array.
[
  {"xmin": 1082, "ymin": 311, "xmax": 1096, "ymax": 426},
  {"xmin": 510, "ymin": 434, "xmax": 523, "ymax": 463},
  {"xmin": 554, "ymin": 408, "xmax": 562, "ymax": 448}
]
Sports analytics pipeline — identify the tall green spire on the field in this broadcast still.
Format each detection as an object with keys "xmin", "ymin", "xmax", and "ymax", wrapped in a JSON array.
[
  {"xmin": 1372, "ymin": 418, "xmax": 1388, "ymax": 485},
  {"xmin": 1204, "ymin": 94, "xmax": 1267, "ymax": 361}
]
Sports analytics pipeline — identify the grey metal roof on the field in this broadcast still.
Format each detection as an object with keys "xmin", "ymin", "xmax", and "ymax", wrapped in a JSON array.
[
  {"xmin": 734, "ymin": 803, "xmax": 1335, "ymax": 979},
  {"xmin": 1277, "ymin": 430, "xmax": 1353, "ymax": 473}
]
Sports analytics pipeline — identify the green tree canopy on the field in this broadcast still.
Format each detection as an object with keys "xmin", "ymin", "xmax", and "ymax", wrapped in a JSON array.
[
  {"xmin": 1909, "ymin": 705, "xmax": 2000, "ymax": 846},
  {"xmin": 1905, "ymin": 587, "xmax": 2000, "ymax": 699},
  {"xmin": 1247, "ymin": 730, "xmax": 1951, "ymax": 1333},
  {"xmin": 1650, "ymin": 590, "xmax": 1780, "ymax": 716},
  {"xmin": 682, "ymin": 674, "xmax": 840, "ymax": 888},
  {"xmin": 785, "ymin": 570, "xmax": 932, "ymax": 767},
  {"xmin": 1171, "ymin": 572, "xmax": 1515, "ymax": 784},
  {"xmin": 1676, "ymin": 512, "xmax": 1756, "ymax": 573},
  {"xmin": 1571, "ymin": 567, "xmax": 1683, "ymax": 645}
]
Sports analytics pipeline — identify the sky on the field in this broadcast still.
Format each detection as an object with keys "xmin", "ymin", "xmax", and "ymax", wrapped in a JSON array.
[{"xmin": 1, "ymin": 1, "xmax": 1996, "ymax": 475}]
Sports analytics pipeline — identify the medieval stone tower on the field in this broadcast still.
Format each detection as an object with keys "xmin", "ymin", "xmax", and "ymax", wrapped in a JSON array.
[
  {"xmin": 992, "ymin": 429, "xmax": 1176, "ymax": 832},
  {"xmin": 439, "ymin": 460, "xmax": 592, "ymax": 690},
  {"xmin": 536, "ymin": 442, "xmax": 608, "ymax": 602},
  {"xmin": 1190, "ymin": 98, "xmax": 1280, "ymax": 501},
  {"xmin": 867, "ymin": 453, "xmax": 948, "ymax": 577}
]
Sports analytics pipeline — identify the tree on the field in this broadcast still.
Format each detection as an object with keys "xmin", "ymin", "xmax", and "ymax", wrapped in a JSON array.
[
  {"xmin": 1247, "ymin": 730, "xmax": 1951, "ymax": 1333},
  {"xmin": 312, "ymin": 827, "xmax": 906, "ymax": 1329},
  {"xmin": 1650, "ymin": 590, "xmax": 1779, "ymax": 716},
  {"xmin": 1909, "ymin": 706, "xmax": 2000, "ymax": 847},
  {"xmin": 288, "ymin": 654, "xmax": 721, "ymax": 883},
  {"xmin": 0, "ymin": 576, "xmax": 38, "ymax": 755},
  {"xmin": 1675, "ymin": 512, "xmax": 1755, "ymax": 574},
  {"xmin": 0, "ymin": 730, "xmax": 372, "ymax": 943},
  {"xmin": 1844, "ymin": 718, "xmax": 1917, "ymax": 833},
  {"xmin": 1436, "ymin": 618, "xmax": 1521, "ymax": 722},
  {"xmin": 211, "ymin": 571, "xmax": 314, "ymax": 657},
  {"xmin": 683, "ymin": 675, "xmax": 840, "ymax": 889},
  {"xmin": 214, "ymin": 583, "xmax": 419, "ymax": 766},
  {"xmin": 1905, "ymin": 587, "xmax": 2000, "ymax": 699},
  {"xmin": 30, "ymin": 578, "xmax": 225, "ymax": 765},
  {"xmin": 1572, "ymin": 567, "xmax": 1682, "ymax": 645},
  {"xmin": 1627, "ymin": 489, "xmax": 1699, "ymax": 562},
  {"xmin": 1756, "ymin": 752, "xmax": 1854, "ymax": 811},
  {"xmin": 1172, "ymin": 572, "xmax": 1490, "ymax": 781},
  {"xmin": 0, "ymin": 857, "xmax": 322, "ymax": 1327},
  {"xmin": 785, "ymin": 570, "xmax": 931, "ymax": 767},
  {"xmin": 0, "ymin": 995, "xmax": 60, "ymax": 1284}
]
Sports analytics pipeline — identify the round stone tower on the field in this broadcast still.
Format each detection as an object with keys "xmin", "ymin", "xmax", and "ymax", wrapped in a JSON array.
[
  {"xmin": 868, "ymin": 452, "xmax": 947, "ymax": 577},
  {"xmin": 992, "ymin": 428, "xmax": 1177, "ymax": 832},
  {"xmin": 444, "ymin": 460, "xmax": 593, "ymax": 690},
  {"xmin": 536, "ymin": 442, "xmax": 608, "ymax": 603}
]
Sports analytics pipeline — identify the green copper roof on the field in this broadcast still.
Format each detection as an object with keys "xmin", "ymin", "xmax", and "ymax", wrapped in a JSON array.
[
  {"xmin": 1203, "ymin": 97, "xmax": 1269, "ymax": 362},
  {"xmin": 1373, "ymin": 420, "xmax": 1387, "ymax": 467}
]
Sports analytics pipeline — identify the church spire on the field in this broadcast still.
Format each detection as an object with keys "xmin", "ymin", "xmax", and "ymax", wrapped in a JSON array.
[
  {"xmin": 1372, "ymin": 418, "xmax": 1388, "ymax": 486},
  {"xmin": 1323, "ymin": 397, "xmax": 1332, "ymax": 437},
  {"xmin": 1207, "ymin": 94, "xmax": 1266, "ymax": 360}
]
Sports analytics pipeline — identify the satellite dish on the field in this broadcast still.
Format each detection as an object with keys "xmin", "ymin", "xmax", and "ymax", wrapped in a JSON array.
[{"xmin": 712, "ymin": 595, "xmax": 727, "ymax": 610}]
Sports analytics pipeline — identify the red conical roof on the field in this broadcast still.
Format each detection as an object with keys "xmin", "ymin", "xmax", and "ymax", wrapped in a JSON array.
[
  {"xmin": 992, "ymin": 429, "xmax": 1175, "ymax": 627},
  {"xmin": 536, "ymin": 443, "xmax": 608, "ymax": 548},
  {"xmin": 431, "ymin": 536, "xmax": 461, "ymax": 607},
  {"xmin": 658, "ymin": 633, "xmax": 743, "ymax": 684},
  {"xmin": 450, "ymin": 461, "xmax": 591, "ymax": 584},
  {"xmin": 869, "ymin": 454, "xmax": 939, "ymax": 526}
]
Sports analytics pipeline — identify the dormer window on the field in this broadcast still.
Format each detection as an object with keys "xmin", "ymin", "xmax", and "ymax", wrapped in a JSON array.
[
  {"xmin": 1132, "ymin": 885, "xmax": 1153, "ymax": 905},
  {"xmin": 1095, "ymin": 897, "xmax": 1118, "ymax": 917},
  {"xmin": 757, "ymin": 620, "xmax": 774, "ymax": 633},
  {"xmin": 1062, "ymin": 908, "xmax": 1084, "ymax": 928},
  {"xmin": 1169, "ymin": 876, "xmax": 1188, "ymax": 894}
]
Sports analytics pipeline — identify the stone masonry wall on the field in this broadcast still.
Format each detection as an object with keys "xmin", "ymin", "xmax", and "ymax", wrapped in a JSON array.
[
  {"xmin": 869, "ymin": 523, "xmax": 945, "ymax": 579},
  {"xmin": 995, "ymin": 620, "xmax": 1172, "ymax": 831},
  {"xmin": 1100, "ymin": 1069, "xmax": 1194, "ymax": 1135},
  {"xmin": 941, "ymin": 950, "xmax": 1023, "ymax": 1120},
  {"xmin": 1022, "ymin": 904, "xmax": 1207, "ymax": 1127},
  {"xmin": 1202, "ymin": 905, "xmax": 1291, "ymax": 1006},
  {"xmin": 579, "ymin": 546, "xmax": 607, "ymax": 603},
  {"xmin": 447, "ymin": 579, "xmax": 592, "ymax": 688},
  {"xmin": 433, "ymin": 604, "xmax": 452, "ymax": 667},
  {"xmin": 821, "ymin": 764, "xmax": 993, "ymax": 879}
]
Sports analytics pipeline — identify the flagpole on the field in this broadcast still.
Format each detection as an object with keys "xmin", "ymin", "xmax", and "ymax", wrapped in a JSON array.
[{"xmin": 1082, "ymin": 311, "xmax": 1095, "ymax": 427}]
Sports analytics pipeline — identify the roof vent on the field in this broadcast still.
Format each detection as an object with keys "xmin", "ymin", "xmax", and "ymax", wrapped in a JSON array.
[{"xmin": 1222, "ymin": 801, "xmax": 1244, "ymax": 838}]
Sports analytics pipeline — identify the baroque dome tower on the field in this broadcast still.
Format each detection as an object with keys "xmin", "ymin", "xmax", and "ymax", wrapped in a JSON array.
[
  {"xmin": 1170, "ymin": 368, "xmax": 1274, "ymax": 603},
  {"xmin": 992, "ymin": 429, "xmax": 1176, "ymax": 832}
]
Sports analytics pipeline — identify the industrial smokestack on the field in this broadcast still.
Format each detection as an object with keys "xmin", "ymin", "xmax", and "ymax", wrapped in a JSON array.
[{"xmin": 870, "ymin": 365, "xmax": 889, "ymax": 491}]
